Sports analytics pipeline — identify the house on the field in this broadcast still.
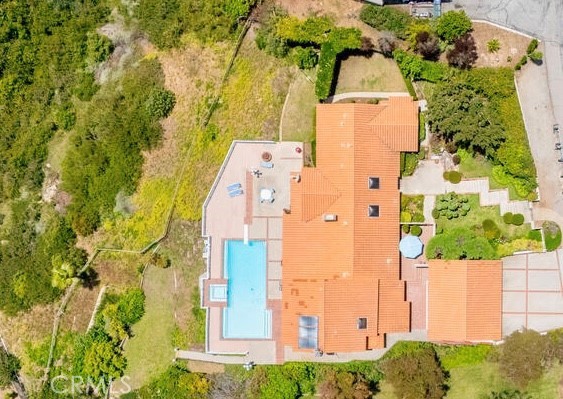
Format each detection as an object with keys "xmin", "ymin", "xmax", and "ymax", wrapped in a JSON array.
[
  {"xmin": 281, "ymin": 98, "xmax": 419, "ymax": 356},
  {"xmin": 197, "ymin": 96, "xmax": 505, "ymax": 364}
]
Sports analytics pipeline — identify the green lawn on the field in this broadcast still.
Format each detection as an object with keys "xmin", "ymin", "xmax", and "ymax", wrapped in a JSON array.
[
  {"xmin": 458, "ymin": 154, "xmax": 522, "ymax": 200},
  {"xmin": 281, "ymin": 70, "xmax": 317, "ymax": 143},
  {"xmin": 436, "ymin": 194, "xmax": 530, "ymax": 240},
  {"xmin": 445, "ymin": 362, "xmax": 510, "ymax": 399},
  {"xmin": 122, "ymin": 265, "xmax": 176, "ymax": 389}
]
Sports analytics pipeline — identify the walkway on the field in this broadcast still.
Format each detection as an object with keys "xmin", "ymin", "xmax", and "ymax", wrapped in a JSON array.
[
  {"xmin": 400, "ymin": 160, "xmax": 533, "ymax": 222},
  {"xmin": 326, "ymin": 91, "xmax": 410, "ymax": 103}
]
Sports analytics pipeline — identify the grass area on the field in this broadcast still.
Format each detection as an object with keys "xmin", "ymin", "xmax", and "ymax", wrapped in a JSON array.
[
  {"xmin": 436, "ymin": 344, "xmax": 493, "ymax": 371},
  {"xmin": 334, "ymin": 54, "xmax": 406, "ymax": 94},
  {"xmin": 445, "ymin": 362, "xmax": 510, "ymax": 399},
  {"xmin": 526, "ymin": 363, "xmax": 563, "ymax": 398},
  {"xmin": 458, "ymin": 153, "xmax": 522, "ymax": 200},
  {"xmin": 123, "ymin": 265, "xmax": 176, "ymax": 390},
  {"xmin": 374, "ymin": 380, "xmax": 397, "ymax": 398},
  {"xmin": 281, "ymin": 70, "xmax": 317, "ymax": 143},
  {"xmin": 436, "ymin": 195, "xmax": 530, "ymax": 240}
]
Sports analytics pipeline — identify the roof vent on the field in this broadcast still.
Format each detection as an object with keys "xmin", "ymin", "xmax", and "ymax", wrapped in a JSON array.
[{"xmin": 323, "ymin": 214, "xmax": 338, "ymax": 222}]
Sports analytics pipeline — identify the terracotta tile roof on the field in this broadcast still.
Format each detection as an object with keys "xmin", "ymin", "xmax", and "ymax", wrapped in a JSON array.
[
  {"xmin": 282, "ymin": 97, "xmax": 419, "ymax": 353},
  {"xmin": 428, "ymin": 260, "xmax": 503, "ymax": 343}
]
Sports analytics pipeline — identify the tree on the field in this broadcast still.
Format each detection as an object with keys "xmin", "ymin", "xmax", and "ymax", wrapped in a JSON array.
[
  {"xmin": 415, "ymin": 31, "xmax": 441, "ymax": 61},
  {"xmin": 382, "ymin": 347, "xmax": 447, "ymax": 399},
  {"xmin": 317, "ymin": 370, "xmax": 372, "ymax": 399},
  {"xmin": 426, "ymin": 227, "xmax": 497, "ymax": 260},
  {"xmin": 436, "ymin": 10, "xmax": 472, "ymax": 43},
  {"xmin": 0, "ymin": 351, "xmax": 20, "ymax": 388},
  {"xmin": 83, "ymin": 340, "xmax": 127, "ymax": 379},
  {"xmin": 427, "ymin": 79, "xmax": 505, "ymax": 157},
  {"xmin": 499, "ymin": 329, "xmax": 549, "ymax": 389},
  {"xmin": 447, "ymin": 33, "xmax": 478, "ymax": 69},
  {"xmin": 378, "ymin": 35, "xmax": 396, "ymax": 58}
]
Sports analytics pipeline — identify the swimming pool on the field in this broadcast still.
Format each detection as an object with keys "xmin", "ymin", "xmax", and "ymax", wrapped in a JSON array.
[{"xmin": 223, "ymin": 240, "xmax": 271, "ymax": 339}]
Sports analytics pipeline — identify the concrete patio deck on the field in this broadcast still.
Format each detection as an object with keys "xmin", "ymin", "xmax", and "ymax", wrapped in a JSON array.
[
  {"xmin": 502, "ymin": 250, "xmax": 563, "ymax": 336},
  {"xmin": 200, "ymin": 140, "xmax": 303, "ymax": 362}
]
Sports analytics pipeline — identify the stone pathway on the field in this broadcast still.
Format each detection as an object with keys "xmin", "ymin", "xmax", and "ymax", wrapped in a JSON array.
[{"xmin": 401, "ymin": 160, "xmax": 533, "ymax": 223}]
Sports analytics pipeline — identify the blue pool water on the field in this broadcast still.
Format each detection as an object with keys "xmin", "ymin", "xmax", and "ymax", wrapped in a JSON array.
[{"xmin": 223, "ymin": 240, "xmax": 271, "ymax": 339}]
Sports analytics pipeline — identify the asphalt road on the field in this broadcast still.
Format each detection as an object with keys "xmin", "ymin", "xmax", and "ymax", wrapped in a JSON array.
[{"xmin": 443, "ymin": 0, "xmax": 562, "ymax": 43}]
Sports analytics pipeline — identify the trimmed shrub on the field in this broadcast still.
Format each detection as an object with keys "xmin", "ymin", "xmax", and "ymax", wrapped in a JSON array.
[
  {"xmin": 401, "ymin": 211, "xmax": 412, "ymax": 222},
  {"xmin": 443, "ymin": 171, "xmax": 451, "ymax": 181},
  {"xmin": 527, "ymin": 38, "xmax": 539, "ymax": 54},
  {"xmin": 410, "ymin": 225, "xmax": 422, "ymax": 237},
  {"xmin": 432, "ymin": 208, "xmax": 440, "ymax": 220},
  {"xmin": 452, "ymin": 154, "xmax": 461, "ymax": 165},
  {"xmin": 146, "ymin": 89, "xmax": 176, "ymax": 119},
  {"xmin": 436, "ymin": 10, "xmax": 472, "ymax": 43},
  {"xmin": 449, "ymin": 171, "xmax": 462, "ymax": 184},
  {"xmin": 482, "ymin": 219, "xmax": 501, "ymax": 240},
  {"xmin": 412, "ymin": 213, "xmax": 425, "ymax": 223},
  {"xmin": 435, "ymin": 192, "xmax": 470, "ymax": 219},
  {"xmin": 503, "ymin": 212, "xmax": 514, "ymax": 224},
  {"xmin": 402, "ymin": 224, "xmax": 411, "ymax": 234},
  {"xmin": 512, "ymin": 213, "xmax": 525, "ymax": 226},
  {"xmin": 543, "ymin": 221, "xmax": 561, "ymax": 251},
  {"xmin": 315, "ymin": 43, "xmax": 337, "ymax": 100},
  {"xmin": 487, "ymin": 38, "xmax": 501, "ymax": 53},
  {"xmin": 527, "ymin": 229, "xmax": 542, "ymax": 242},
  {"xmin": 290, "ymin": 46, "xmax": 318, "ymax": 69},
  {"xmin": 529, "ymin": 51, "xmax": 543, "ymax": 64}
]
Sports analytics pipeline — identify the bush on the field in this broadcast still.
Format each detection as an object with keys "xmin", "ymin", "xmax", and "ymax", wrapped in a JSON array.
[
  {"xmin": 426, "ymin": 227, "xmax": 497, "ymax": 260},
  {"xmin": 527, "ymin": 229, "xmax": 542, "ymax": 242},
  {"xmin": 434, "ymin": 192, "xmax": 470, "ymax": 219},
  {"xmin": 317, "ymin": 370, "xmax": 372, "ymax": 399},
  {"xmin": 526, "ymin": 38, "xmax": 539, "ymax": 54},
  {"xmin": 432, "ymin": 208, "xmax": 440, "ymax": 220},
  {"xmin": 437, "ymin": 344, "xmax": 492, "ymax": 371},
  {"xmin": 487, "ymin": 38, "xmax": 501, "ymax": 53},
  {"xmin": 515, "ymin": 55, "xmax": 528, "ymax": 71},
  {"xmin": 146, "ymin": 89, "xmax": 176, "ymax": 119},
  {"xmin": 255, "ymin": 10, "xmax": 290, "ymax": 58},
  {"xmin": 378, "ymin": 36, "xmax": 396, "ymax": 58},
  {"xmin": 402, "ymin": 224, "xmax": 411, "ymax": 234},
  {"xmin": 447, "ymin": 33, "xmax": 478, "ymax": 69},
  {"xmin": 315, "ymin": 43, "xmax": 337, "ymax": 100},
  {"xmin": 436, "ymin": 11, "xmax": 472, "ymax": 43},
  {"xmin": 543, "ymin": 221, "xmax": 561, "ymax": 251},
  {"xmin": 382, "ymin": 347, "xmax": 447, "ymax": 399},
  {"xmin": 0, "ymin": 351, "xmax": 21, "ymax": 388},
  {"xmin": 502, "ymin": 212, "xmax": 514, "ymax": 224},
  {"xmin": 482, "ymin": 219, "xmax": 501, "ymax": 240},
  {"xmin": 401, "ymin": 211, "xmax": 412, "ymax": 223},
  {"xmin": 449, "ymin": 171, "xmax": 462, "ymax": 184},
  {"xmin": 290, "ymin": 46, "xmax": 318, "ymax": 69},
  {"xmin": 499, "ymin": 329, "xmax": 549, "ymax": 389},
  {"xmin": 529, "ymin": 51, "xmax": 543, "ymax": 64},
  {"xmin": 415, "ymin": 31, "xmax": 441, "ymax": 61},
  {"xmin": 359, "ymin": 5, "xmax": 412, "ymax": 39},
  {"xmin": 512, "ymin": 213, "xmax": 525, "ymax": 226},
  {"xmin": 412, "ymin": 213, "xmax": 425, "ymax": 223},
  {"xmin": 452, "ymin": 154, "xmax": 461, "ymax": 165},
  {"xmin": 410, "ymin": 225, "xmax": 422, "ymax": 236}
]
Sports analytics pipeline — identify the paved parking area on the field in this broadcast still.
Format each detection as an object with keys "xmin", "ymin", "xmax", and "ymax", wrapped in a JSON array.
[{"xmin": 502, "ymin": 251, "xmax": 563, "ymax": 335}]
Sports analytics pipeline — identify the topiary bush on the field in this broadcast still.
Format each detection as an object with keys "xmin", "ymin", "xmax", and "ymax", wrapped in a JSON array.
[
  {"xmin": 435, "ymin": 192, "xmax": 470, "ymax": 219},
  {"xmin": 410, "ymin": 225, "xmax": 422, "ymax": 237},
  {"xmin": 482, "ymin": 219, "xmax": 501, "ymax": 240},
  {"xmin": 432, "ymin": 208, "xmax": 440, "ymax": 220},
  {"xmin": 412, "ymin": 213, "xmax": 425, "ymax": 223},
  {"xmin": 401, "ymin": 211, "xmax": 412, "ymax": 222},
  {"xmin": 503, "ymin": 212, "xmax": 513, "ymax": 224},
  {"xmin": 402, "ymin": 224, "xmax": 411, "ymax": 234},
  {"xmin": 448, "ymin": 171, "xmax": 462, "ymax": 184},
  {"xmin": 511, "ymin": 213, "xmax": 525, "ymax": 226},
  {"xmin": 543, "ymin": 221, "xmax": 561, "ymax": 251}
]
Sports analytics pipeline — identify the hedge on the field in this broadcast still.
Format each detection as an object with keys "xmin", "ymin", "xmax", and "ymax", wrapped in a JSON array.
[
  {"xmin": 315, "ymin": 42, "xmax": 337, "ymax": 100},
  {"xmin": 527, "ymin": 38, "xmax": 539, "ymax": 54},
  {"xmin": 359, "ymin": 5, "xmax": 412, "ymax": 39}
]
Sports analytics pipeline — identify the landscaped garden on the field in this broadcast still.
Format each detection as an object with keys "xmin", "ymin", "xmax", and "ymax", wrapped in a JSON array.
[
  {"xmin": 427, "ymin": 193, "xmax": 542, "ymax": 260},
  {"xmin": 359, "ymin": 5, "xmax": 538, "ymax": 198}
]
